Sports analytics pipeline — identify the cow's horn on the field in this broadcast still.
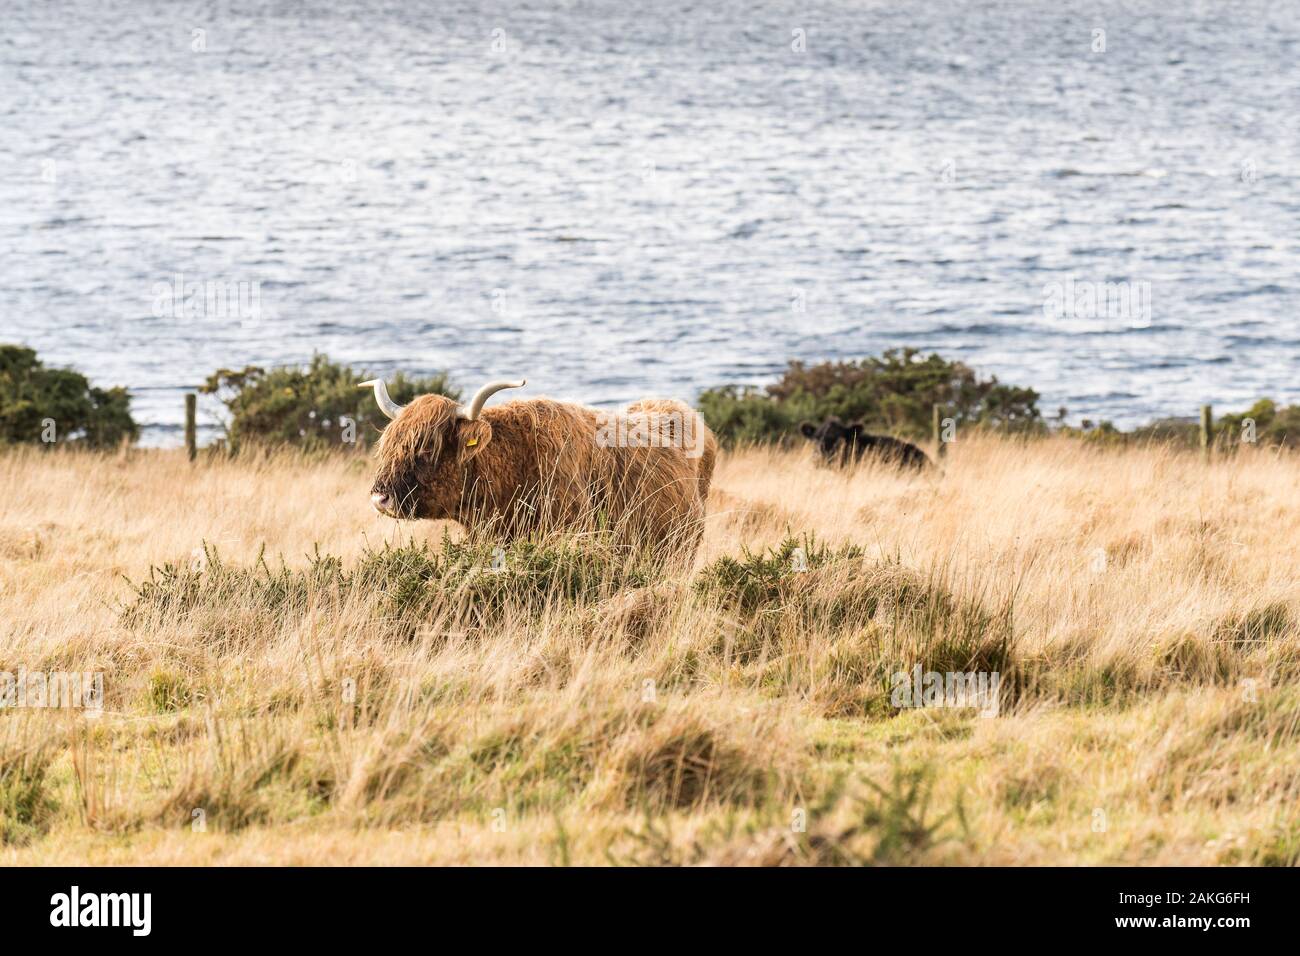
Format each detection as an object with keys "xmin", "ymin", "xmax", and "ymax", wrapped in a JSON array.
[
  {"xmin": 459, "ymin": 379, "xmax": 526, "ymax": 421},
  {"xmin": 358, "ymin": 379, "xmax": 406, "ymax": 420}
]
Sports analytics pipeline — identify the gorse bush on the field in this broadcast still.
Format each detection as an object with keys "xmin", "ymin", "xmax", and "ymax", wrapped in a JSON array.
[
  {"xmin": 694, "ymin": 535, "xmax": 1013, "ymax": 696},
  {"xmin": 123, "ymin": 533, "xmax": 657, "ymax": 637},
  {"xmin": 694, "ymin": 533, "xmax": 990, "ymax": 648},
  {"xmin": 0, "ymin": 344, "xmax": 137, "ymax": 448},
  {"xmin": 122, "ymin": 543, "xmax": 345, "ymax": 627},
  {"xmin": 199, "ymin": 354, "xmax": 458, "ymax": 451},
  {"xmin": 695, "ymin": 384, "xmax": 797, "ymax": 448},
  {"xmin": 697, "ymin": 348, "xmax": 1042, "ymax": 446},
  {"xmin": 343, "ymin": 534, "xmax": 657, "ymax": 633},
  {"xmin": 1218, "ymin": 399, "xmax": 1300, "ymax": 448},
  {"xmin": 694, "ymin": 534, "xmax": 865, "ymax": 613}
]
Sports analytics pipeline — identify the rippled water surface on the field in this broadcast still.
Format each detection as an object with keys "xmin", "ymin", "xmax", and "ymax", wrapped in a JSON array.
[{"xmin": 3, "ymin": 0, "xmax": 1299, "ymax": 443}]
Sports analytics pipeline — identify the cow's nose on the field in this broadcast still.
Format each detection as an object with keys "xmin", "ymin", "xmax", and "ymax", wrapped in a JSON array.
[{"xmin": 370, "ymin": 492, "xmax": 392, "ymax": 513}]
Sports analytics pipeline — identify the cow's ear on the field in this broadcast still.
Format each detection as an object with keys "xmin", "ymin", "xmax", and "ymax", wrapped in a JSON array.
[
  {"xmin": 456, "ymin": 419, "xmax": 493, "ymax": 466},
  {"xmin": 799, "ymin": 421, "xmax": 816, "ymax": 438}
]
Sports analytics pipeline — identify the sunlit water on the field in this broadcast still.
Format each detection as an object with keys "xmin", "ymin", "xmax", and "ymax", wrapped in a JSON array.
[{"xmin": 3, "ymin": 0, "xmax": 1299, "ymax": 445}]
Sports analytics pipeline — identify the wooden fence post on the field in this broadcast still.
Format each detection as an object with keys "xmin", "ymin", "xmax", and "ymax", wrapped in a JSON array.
[
  {"xmin": 932, "ymin": 404, "xmax": 946, "ymax": 458},
  {"xmin": 1200, "ymin": 404, "xmax": 1213, "ymax": 462},
  {"xmin": 185, "ymin": 394, "xmax": 197, "ymax": 461}
]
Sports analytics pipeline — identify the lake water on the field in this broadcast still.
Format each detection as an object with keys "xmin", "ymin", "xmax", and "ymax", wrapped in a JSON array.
[{"xmin": 3, "ymin": 0, "xmax": 1299, "ymax": 444}]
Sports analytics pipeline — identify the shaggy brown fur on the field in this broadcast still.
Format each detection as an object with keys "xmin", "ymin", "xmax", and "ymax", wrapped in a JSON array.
[{"xmin": 370, "ymin": 395, "xmax": 717, "ymax": 556}]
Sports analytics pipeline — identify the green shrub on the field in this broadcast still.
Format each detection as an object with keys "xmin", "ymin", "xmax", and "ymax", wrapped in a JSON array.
[
  {"xmin": 123, "ymin": 533, "xmax": 656, "ymax": 638},
  {"xmin": 122, "ymin": 542, "xmax": 346, "ymax": 628},
  {"xmin": 1218, "ymin": 399, "xmax": 1300, "ymax": 449},
  {"xmin": 695, "ymin": 535, "xmax": 1014, "ymax": 695},
  {"xmin": 697, "ymin": 348, "xmax": 1042, "ymax": 446},
  {"xmin": 199, "ymin": 354, "xmax": 458, "ymax": 450},
  {"xmin": 349, "ymin": 534, "xmax": 656, "ymax": 629},
  {"xmin": 0, "ymin": 344, "xmax": 137, "ymax": 448},
  {"xmin": 696, "ymin": 385, "xmax": 803, "ymax": 447},
  {"xmin": 694, "ymin": 534, "xmax": 865, "ymax": 613}
]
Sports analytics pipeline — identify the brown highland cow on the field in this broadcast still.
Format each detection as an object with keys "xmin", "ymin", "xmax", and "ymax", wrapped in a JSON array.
[{"xmin": 360, "ymin": 378, "xmax": 717, "ymax": 557}]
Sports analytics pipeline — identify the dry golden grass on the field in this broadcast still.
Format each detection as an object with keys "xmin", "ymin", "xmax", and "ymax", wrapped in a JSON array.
[{"xmin": 1, "ymin": 436, "xmax": 1298, "ymax": 865}]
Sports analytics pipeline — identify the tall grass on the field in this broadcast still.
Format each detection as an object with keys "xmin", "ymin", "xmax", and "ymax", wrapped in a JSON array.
[{"xmin": 0, "ymin": 437, "xmax": 1297, "ymax": 864}]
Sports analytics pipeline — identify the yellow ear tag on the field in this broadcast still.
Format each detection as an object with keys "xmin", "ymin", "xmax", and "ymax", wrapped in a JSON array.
[{"xmin": 466, "ymin": 438, "xmax": 478, "ymax": 447}]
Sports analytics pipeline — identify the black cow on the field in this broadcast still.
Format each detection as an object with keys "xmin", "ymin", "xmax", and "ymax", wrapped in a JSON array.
[{"xmin": 799, "ymin": 417, "xmax": 931, "ymax": 470}]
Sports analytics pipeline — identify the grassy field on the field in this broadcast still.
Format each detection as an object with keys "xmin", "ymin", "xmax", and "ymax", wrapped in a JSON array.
[{"xmin": 1, "ymin": 436, "xmax": 1298, "ymax": 865}]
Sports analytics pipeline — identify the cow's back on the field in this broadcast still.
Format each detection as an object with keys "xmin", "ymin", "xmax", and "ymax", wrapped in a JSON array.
[
  {"xmin": 480, "ymin": 397, "xmax": 713, "ymax": 555},
  {"xmin": 624, "ymin": 398, "xmax": 716, "ymax": 503},
  {"xmin": 847, "ymin": 427, "xmax": 930, "ymax": 469},
  {"xmin": 608, "ymin": 398, "xmax": 715, "ymax": 554}
]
